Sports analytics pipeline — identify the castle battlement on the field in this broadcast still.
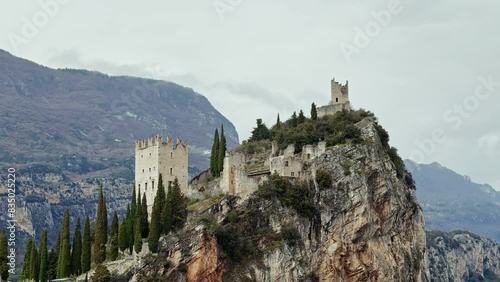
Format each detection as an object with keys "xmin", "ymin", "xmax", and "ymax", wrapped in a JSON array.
[{"xmin": 135, "ymin": 135, "xmax": 188, "ymax": 152}]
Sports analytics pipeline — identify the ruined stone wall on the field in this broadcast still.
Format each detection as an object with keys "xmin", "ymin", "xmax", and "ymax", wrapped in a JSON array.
[{"xmin": 317, "ymin": 103, "xmax": 349, "ymax": 118}]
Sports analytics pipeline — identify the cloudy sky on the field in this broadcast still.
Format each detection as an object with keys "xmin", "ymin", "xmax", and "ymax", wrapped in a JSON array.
[{"xmin": 1, "ymin": 0, "xmax": 499, "ymax": 189}]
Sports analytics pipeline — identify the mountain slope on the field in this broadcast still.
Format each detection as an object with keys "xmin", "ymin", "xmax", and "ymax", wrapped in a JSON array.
[
  {"xmin": 405, "ymin": 160, "xmax": 500, "ymax": 242},
  {"xmin": 0, "ymin": 50, "xmax": 239, "ymax": 256}
]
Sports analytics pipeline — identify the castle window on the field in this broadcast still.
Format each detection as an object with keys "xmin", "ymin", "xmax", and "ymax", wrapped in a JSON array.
[
  {"xmin": 152, "ymin": 181, "xmax": 155, "ymax": 190},
  {"xmin": 154, "ymin": 166, "xmax": 156, "ymax": 171},
  {"xmin": 285, "ymin": 161, "xmax": 289, "ymax": 167},
  {"xmin": 141, "ymin": 155, "xmax": 143, "ymax": 158},
  {"xmin": 170, "ymin": 168, "xmax": 173, "ymax": 175},
  {"xmin": 291, "ymin": 172, "xmax": 295, "ymax": 177},
  {"xmin": 145, "ymin": 182, "xmax": 148, "ymax": 191},
  {"xmin": 336, "ymin": 98, "xmax": 339, "ymax": 103},
  {"xmin": 170, "ymin": 152, "xmax": 173, "ymax": 158},
  {"xmin": 168, "ymin": 181, "xmax": 172, "ymax": 188},
  {"xmin": 149, "ymin": 153, "xmax": 151, "ymax": 156},
  {"xmin": 142, "ymin": 169, "xmax": 145, "ymax": 173},
  {"xmin": 138, "ymin": 184, "xmax": 141, "ymax": 191},
  {"xmin": 149, "ymin": 168, "xmax": 151, "ymax": 172},
  {"xmin": 307, "ymin": 153, "xmax": 311, "ymax": 160}
]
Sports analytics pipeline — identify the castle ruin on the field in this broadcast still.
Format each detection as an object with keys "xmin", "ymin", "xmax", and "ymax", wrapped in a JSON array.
[
  {"xmin": 317, "ymin": 78, "xmax": 350, "ymax": 118},
  {"xmin": 135, "ymin": 135, "xmax": 188, "ymax": 215}
]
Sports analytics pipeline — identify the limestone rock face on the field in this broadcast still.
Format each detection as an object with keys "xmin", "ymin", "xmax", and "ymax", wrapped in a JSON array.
[
  {"xmin": 136, "ymin": 118, "xmax": 429, "ymax": 282},
  {"xmin": 427, "ymin": 230, "xmax": 500, "ymax": 282}
]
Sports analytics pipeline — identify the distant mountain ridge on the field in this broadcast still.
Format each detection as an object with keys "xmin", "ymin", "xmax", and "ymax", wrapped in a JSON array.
[
  {"xmin": 405, "ymin": 159, "xmax": 500, "ymax": 242},
  {"xmin": 0, "ymin": 49, "xmax": 239, "ymax": 253}
]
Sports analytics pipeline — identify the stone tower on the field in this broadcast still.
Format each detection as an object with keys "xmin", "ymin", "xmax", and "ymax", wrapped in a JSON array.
[
  {"xmin": 317, "ymin": 78, "xmax": 351, "ymax": 118},
  {"xmin": 330, "ymin": 78, "xmax": 349, "ymax": 107},
  {"xmin": 134, "ymin": 135, "xmax": 188, "ymax": 215}
]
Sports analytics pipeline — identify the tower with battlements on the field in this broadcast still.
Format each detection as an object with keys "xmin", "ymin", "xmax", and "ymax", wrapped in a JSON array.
[
  {"xmin": 135, "ymin": 135, "xmax": 188, "ymax": 215},
  {"xmin": 317, "ymin": 78, "xmax": 350, "ymax": 118}
]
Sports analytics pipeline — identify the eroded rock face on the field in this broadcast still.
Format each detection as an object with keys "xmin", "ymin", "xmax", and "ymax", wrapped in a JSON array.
[
  {"xmin": 427, "ymin": 230, "xmax": 500, "ymax": 282},
  {"xmin": 136, "ymin": 118, "xmax": 429, "ymax": 282}
]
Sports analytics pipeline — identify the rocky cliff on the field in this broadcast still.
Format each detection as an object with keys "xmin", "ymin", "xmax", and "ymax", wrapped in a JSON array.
[
  {"xmin": 134, "ymin": 116, "xmax": 429, "ymax": 281},
  {"xmin": 427, "ymin": 230, "xmax": 500, "ymax": 282}
]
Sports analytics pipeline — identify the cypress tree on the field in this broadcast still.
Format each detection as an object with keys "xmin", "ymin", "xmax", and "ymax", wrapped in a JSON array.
[
  {"xmin": 20, "ymin": 238, "xmax": 33, "ymax": 280},
  {"xmin": 276, "ymin": 113, "xmax": 281, "ymax": 128},
  {"xmin": 57, "ymin": 209, "xmax": 71, "ymax": 278},
  {"xmin": 30, "ymin": 243, "xmax": 39, "ymax": 281},
  {"xmin": 133, "ymin": 212, "xmax": 142, "ymax": 254},
  {"xmin": 141, "ymin": 193, "xmax": 149, "ymax": 238},
  {"xmin": 93, "ymin": 184, "xmax": 108, "ymax": 264},
  {"xmin": 218, "ymin": 125, "xmax": 226, "ymax": 174},
  {"xmin": 126, "ymin": 205, "xmax": 134, "ymax": 254},
  {"xmin": 311, "ymin": 102, "xmax": 318, "ymax": 121},
  {"xmin": 291, "ymin": 111, "xmax": 298, "ymax": 127},
  {"xmin": 47, "ymin": 249, "xmax": 58, "ymax": 281},
  {"xmin": 81, "ymin": 215, "xmax": 91, "ymax": 273},
  {"xmin": 54, "ymin": 231, "xmax": 61, "ymax": 261},
  {"xmin": 39, "ymin": 230, "xmax": 48, "ymax": 282},
  {"xmin": 171, "ymin": 177, "xmax": 187, "ymax": 230},
  {"xmin": 0, "ymin": 230, "xmax": 8, "ymax": 282},
  {"xmin": 71, "ymin": 218, "xmax": 82, "ymax": 275},
  {"xmin": 0, "ymin": 229, "xmax": 8, "ymax": 282},
  {"xmin": 118, "ymin": 219, "xmax": 127, "ymax": 253},
  {"xmin": 130, "ymin": 185, "xmax": 137, "ymax": 249},
  {"xmin": 163, "ymin": 183, "xmax": 173, "ymax": 235},
  {"xmin": 210, "ymin": 128, "xmax": 220, "ymax": 177},
  {"xmin": 109, "ymin": 211, "xmax": 119, "ymax": 261},
  {"xmin": 148, "ymin": 174, "xmax": 166, "ymax": 253},
  {"xmin": 298, "ymin": 110, "xmax": 306, "ymax": 123}
]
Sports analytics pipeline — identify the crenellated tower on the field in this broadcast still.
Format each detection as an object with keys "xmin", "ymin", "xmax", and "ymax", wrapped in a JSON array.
[{"xmin": 135, "ymin": 135, "xmax": 188, "ymax": 215}]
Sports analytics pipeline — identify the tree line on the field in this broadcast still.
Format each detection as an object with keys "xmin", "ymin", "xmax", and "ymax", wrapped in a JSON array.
[{"xmin": 11, "ymin": 174, "xmax": 187, "ymax": 281}]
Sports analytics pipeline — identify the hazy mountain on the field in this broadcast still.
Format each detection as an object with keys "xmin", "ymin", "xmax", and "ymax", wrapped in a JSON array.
[
  {"xmin": 405, "ymin": 160, "xmax": 500, "ymax": 242},
  {"xmin": 0, "ymin": 49, "xmax": 239, "ymax": 257}
]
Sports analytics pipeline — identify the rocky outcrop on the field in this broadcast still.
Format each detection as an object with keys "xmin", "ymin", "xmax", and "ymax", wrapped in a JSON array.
[
  {"xmin": 427, "ymin": 230, "xmax": 500, "ymax": 282},
  {"xmin": 135, "ymin": 117, "xmax": 429, "ymax": 282}
]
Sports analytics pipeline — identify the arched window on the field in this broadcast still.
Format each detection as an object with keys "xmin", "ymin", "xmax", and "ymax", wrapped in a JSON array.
[{"xmin": 285, "ymin": 161, "xmax": 289, "ymax": 167}]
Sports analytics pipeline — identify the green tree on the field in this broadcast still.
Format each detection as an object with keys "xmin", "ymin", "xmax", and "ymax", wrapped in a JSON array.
[
  {"xmin": 39, "ymin": 230, "xmax": 48, "ymax": 282},
  {"xmin": 130, "ymin": 185, "xmax": 137, "ymax": 250},
  {"xmin": 217, "ymin": 125, "xmax": 227, "ymax": 174},
  {"xmin": 54, "ymin": 231, "xmax": 61, "ymax": 262},
  {"xmin": 148, "ymin": 174, "xmax": 166, "ymax": 253},
  {"xmin": 93, "ymin": 185, "xmax": 108, "ymax": 264},
  {"xmin": 109, "ymin": 211, "xmax": 119, "ymax": 261},
  {"xmin": 171, "ymin": 177, "xmax": 187, "ymax": 230},
  {"xmin": 125, "ymin": 204, "xmax": 134, "ymax": 253},
  {"xmin": 134, "ymin": 213, "xmax": 142, "ymax": 254},
  {"xmin": 118, "ymin": 218, "xmax": 127, "ymax": 253},
  {"xmin": 0, "ymin": 229, "xmax": 8, "ymax": 281},
  {"xmin": 276, "ymin": 113, "xmax": 281, "ymax": 128},
  {"xmin": 30, "ymin": 242, "xmax": 39, "ymax": 281},
  {"xmin": 141, "ymin": 193, "xmax": 149, "ymax": 238},
  {"xmin": 47, "ymin": 249, "xmax": 58, "ymax": 281},
  {"xmin": 210, "ymin": 128, "xmax": 220, "ymax": 177},
  {"xmin": 311, "ymin": 103, "xmax": 318, "ymax": 121},
  {"xmin": 163, "ymin": 182, "xmax": 173, "ymax": 235},
  {"xmin": 71, "ymin": 218, "xmax": 82, "ymax": 275},
  {"xmin": 249, "ymin": 119, "xmax": 271, "ymax": 142},
  {"xmin": 91, "ymin": 264, "xmax": 111, "ymax": 282},
  {"xmin": 81, "ymin": 215, "xmax": 91, "ymax": 273},
  {"xmin": 20, "ymin": 239, "xmax": 33, "ymax": 280},
  {"xmin": 290, "ymin": 111, "xmax": 298, "ymax": 127},
  {"xmin": 298, "ymin": 110, "xmax": 306, "ymax": 124},
  {"xmin": 57, "ymin": 209, "xmax": 71, "ymax": 278}
]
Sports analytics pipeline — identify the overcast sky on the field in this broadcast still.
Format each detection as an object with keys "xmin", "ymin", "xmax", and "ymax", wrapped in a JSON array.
[{"xmin": 1, "ymin": 0, "xmax": 499, "ymax": 189}]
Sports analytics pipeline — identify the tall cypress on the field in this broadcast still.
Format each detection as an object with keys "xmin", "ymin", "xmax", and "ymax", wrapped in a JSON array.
[
  {"xmin": 81, "ymin": 215, "xmax": 91, "ymax": 273},
  {"xmin": 39, "ymin": 230, "xmax": 48, "ymax": 282},
  {"xmin": 217, "ymin": 125, "xmax": 226, "ymax": 174},
  {"xmin": 93, "ymin": 184, "xmax": 108, "ymax": 264},
  {"xmin": 20, "ymin": 239, "xmax": 33, "ymax": 280},
  {"xmin": 118, "ymin": 218, "xmax": 127, "ymax": 253},
  {"xmin": 130, "ymin": 185, "xmax": 137, "ymax": 249},
  {"xmin": 47, "ymin": 249, "xmax": 58, "ymax": 281},
  {"xmin": 163, "ymin": 183, "xmax": 173, "ymax": 235},
  {"xmin": 210, "ymin": 128, "xmax": 220, "ymax": 177},
  {"xmin": 133, "ymin": 212, "xmax": 142, "ymax": 254},
  {"xmin": 30, "ymin": 243, "xmax": 39, "ymax": 281},
  {"xmin": 71, "ymin": 218, "xmax": 82, "ymax": 275},
  {"xmin": 125, "ymin": 205, "xmax": 134, "ymax": 253},
  {"xmin": 148, "ymin": 174, "xmax": 166, "ymax": 253},
  {"xmin": 171, "ymin": 177, "xmax": 187, "ymax": 230},
  {"xmin": 57, "ymin": 209, "xmax": 71, "ymax": 278},
  {"xmin": 109, "ymin": 211, "xmax": 119, "ymax": 261},
  {"xmin": 0, "ymin": 229, "xmax": 8, "ymax": 282},
  {"xmin": 311, "ymin": 102, "xmax": 318, "ymax": 121},
  {"xmin": 141, "ymin": 193, "xmax": 149, "ymax": 238}
]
